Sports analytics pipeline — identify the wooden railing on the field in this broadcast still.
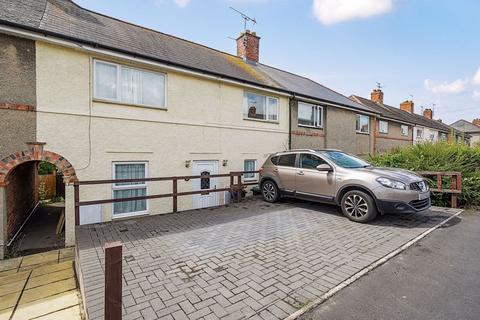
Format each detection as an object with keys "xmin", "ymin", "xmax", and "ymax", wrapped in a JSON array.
[
  {"xmin": 417, "ymin": 171, "xmax": 462, "ymax": 208},
  {"xmin": 73, "ymin": 171, "xmax": 259, "ymax": 225}
]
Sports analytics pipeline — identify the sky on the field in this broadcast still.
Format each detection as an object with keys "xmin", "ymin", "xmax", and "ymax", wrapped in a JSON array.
[{"xmin": 75, "ymin": 0, "xmax": 480, "ymax": 124}]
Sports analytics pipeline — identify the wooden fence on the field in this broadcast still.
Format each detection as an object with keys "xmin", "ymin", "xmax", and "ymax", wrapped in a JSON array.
[{"xmin": 417, "ymin": 171, "xmax": 462, "ymax": 208}]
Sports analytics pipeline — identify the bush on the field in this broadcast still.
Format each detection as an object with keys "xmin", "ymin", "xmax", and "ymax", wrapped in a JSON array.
[
  {"xmin": 369, "ymin": 142, "xmax": 480, "ymax": 208},
  {"xmin": 38, "ymin": 161, "xmax": 56, "ymax": 175}
]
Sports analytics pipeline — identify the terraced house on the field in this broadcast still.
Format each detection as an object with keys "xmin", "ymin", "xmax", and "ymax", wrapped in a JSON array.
[
  {"xmin": 351, "ymin": 89, "xmax": 463, "ymax": 152},
  {"xmin": 0, "ymin": 0, "xmax": 385, "ymax": 258}
]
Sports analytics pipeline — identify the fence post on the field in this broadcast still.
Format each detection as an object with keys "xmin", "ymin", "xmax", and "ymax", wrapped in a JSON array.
[
  {"xmin": 451, "ymin": 174, "xmax": 458, "ymax": 208},
  {"xmin": 74, "ymin": 183, "xmax": 79, "ymax": 226},
  {"xmin": 236, "ymin": 174, "xmax": 242, "ymax": 202},
  {"xmin": 173, "ymin": 178, "xmax": 178, "ymax": 213},
  {"xmin": 105, "ymin": 241, "xmax": 122, "ymax": 320},
  {"xmin": 436, "ymin": 174, "xmax": 442, "ymax": 190}
]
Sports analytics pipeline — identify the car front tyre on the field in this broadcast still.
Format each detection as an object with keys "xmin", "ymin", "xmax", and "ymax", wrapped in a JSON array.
[
  {"xmin": 261, "ymin": 180, "xmax": 280, "ymax": 203},
  {"xmin": 341, "ymin": 190, "xmax": 378, "ymax": 223}
]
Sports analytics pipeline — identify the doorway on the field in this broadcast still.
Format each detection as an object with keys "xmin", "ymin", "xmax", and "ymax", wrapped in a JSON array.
[{"xmin": 192, "ymin": 160, "xmax": 219, "ymax": 209}]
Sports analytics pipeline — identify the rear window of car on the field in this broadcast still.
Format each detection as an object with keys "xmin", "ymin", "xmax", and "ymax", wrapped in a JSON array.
[{"xmin": 277, "ymin": 154, "xmax": 296, "ymax": 167}]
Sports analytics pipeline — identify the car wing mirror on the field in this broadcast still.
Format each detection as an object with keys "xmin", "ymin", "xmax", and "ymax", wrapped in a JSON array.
[{"xmin": 316, "ymin": 164, "xmax": 332, "ymax": 172}]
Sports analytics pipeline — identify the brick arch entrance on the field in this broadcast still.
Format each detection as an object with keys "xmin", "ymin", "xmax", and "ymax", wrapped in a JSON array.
[{"xmin": 0, "ymin": 142, "xmax": 77, "ymax": 186}]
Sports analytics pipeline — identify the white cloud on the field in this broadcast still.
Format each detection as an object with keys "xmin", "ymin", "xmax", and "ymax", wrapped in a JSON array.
[
  {"xmin": 312, "ymin": 0, "xmax": 394, "ymax": 25},
  {"xmin": 154, "ymin": 0, "xmax": 190, "ymax": 8},
  {"xmin": 174, "ymin": 0, "xmax": 189, "ymax": 7},
  {"xmin": 424, "ymin": 78, "xmax": 468, "ymax": 94},
  {"xmin": 473, "ymin": 68, "xmax": 480, "ymax": 86},
  {"xmin": 473, "ymin": 90, "xmax": 480, "ymax": 101}
]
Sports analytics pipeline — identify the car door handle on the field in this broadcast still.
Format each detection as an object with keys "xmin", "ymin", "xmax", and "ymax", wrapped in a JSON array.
[
  {"xmin": 273, "ymin": 168, "xmax": 279, "ymax": 172},
  {"xmin": 297, "ymin": 171, "xmax": 304, "ymax": 175}
]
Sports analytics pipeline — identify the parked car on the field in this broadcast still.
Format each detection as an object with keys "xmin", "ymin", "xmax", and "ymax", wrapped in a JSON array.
[{"xmin": 258, "ymin": 149, "xmax": 430, "ymax": 222}]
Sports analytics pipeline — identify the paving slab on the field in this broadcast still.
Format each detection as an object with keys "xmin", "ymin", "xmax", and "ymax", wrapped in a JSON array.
[
  {"xmin": 77, "ymin": 198, "xmax": 460, "ymax": 320},
  {"xmin": 0, "ymin": 249, "xmax": 83, "ymax": 320}
]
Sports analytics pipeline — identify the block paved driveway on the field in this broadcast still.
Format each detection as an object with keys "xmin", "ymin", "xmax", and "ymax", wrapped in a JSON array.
[{"xmin": 76, "ymin": 198, "xmax": 459, "ymax": 320}]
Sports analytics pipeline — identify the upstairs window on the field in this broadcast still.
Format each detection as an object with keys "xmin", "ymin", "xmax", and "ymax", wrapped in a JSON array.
[
  {"xmin": 244, "ymin": 92, "xmax": 279, "ymax": 122},
  {"xmin": 379, "ymin": 120, "xmax": 389, "ymax": 134},
  {"xmin": 94, "ymin": 60, "xmax": 166, "ymax": 108},
  {"xmin": 356, "ymin": 114, "xmax": 370, "ymax": 133},
  {"xmin": 401, "ymin": 125, "xmax": 409, "ymax": 136},
  {"xmin": 298, "ymin": 103, "xmax": 323, "ymax": 128}
]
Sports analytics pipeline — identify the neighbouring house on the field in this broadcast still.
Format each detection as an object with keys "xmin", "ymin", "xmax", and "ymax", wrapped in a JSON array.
[
  {"xmin": 0, "ymin": 0, "xmax": 382, "ymax": 258},
  {"xmin": 289, "ymin": 88, "xmax": 378, "ymax": 156},
  {"xmin": 350, "ymin": 91, "xmax": 414, "ymax": 153},
  {"xmin": 450, "ymin": 119, "xmax": 480, "ymax": 146},
  {"xmin": 352, "ymin": 89, "xmax": 455, "ymax": 148}
]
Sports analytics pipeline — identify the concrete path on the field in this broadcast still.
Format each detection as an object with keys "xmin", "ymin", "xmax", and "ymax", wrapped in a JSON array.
[
  {"xmin": 76, "ymin": 198, "xmax": 461, "ymax": 320},
  {"xmin": 0, "ymin": 248, "xmax": 83, "ymax": 320},
  {"xmin": 300, "ymin": 211, "xmax": 479, "ymax": 320}
]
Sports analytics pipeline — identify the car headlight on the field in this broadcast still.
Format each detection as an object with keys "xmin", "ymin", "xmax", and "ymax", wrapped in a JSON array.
[{"xmin": 376, "ymin": 177, "xmax": 407, "ymax": 190}]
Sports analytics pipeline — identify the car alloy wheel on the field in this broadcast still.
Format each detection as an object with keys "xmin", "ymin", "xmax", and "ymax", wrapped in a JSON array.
[
  {"xmin": 344, "ymin": 194, "xmax": 368, "ymax": 218},
  {"xmin": 262, "ymin": 181, "xmax": 277, "ymax": 202}
]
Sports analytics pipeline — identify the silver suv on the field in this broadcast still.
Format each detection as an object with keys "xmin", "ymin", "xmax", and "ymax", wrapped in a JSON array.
[{"xmin": 259, "ymin": 149, "xmax": 430, "ymax": 222}]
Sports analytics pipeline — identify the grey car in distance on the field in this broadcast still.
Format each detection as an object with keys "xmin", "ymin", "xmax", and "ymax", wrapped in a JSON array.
[{"xmin": 258, "ymin": 149, "xmax": 431, "ymax": 222}]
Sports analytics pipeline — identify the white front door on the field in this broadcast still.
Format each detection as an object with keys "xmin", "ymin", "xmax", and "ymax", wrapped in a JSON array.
[{"xmin": 192, "ymin": 161, "xmax": 219, "ymax": 209}]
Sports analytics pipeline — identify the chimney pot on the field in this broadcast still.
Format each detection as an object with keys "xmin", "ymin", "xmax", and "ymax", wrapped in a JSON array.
[
  {"xmin": 473, "ymin": 118, "xmax": 480, "ymax": 127},
  {"xmin": 370, "ymin": 89, "xmax": 384, "ymax": 104},
  {"xmin": 236, "ymin": 30, "xmax": 260, "ymax": 63},
  {"xmin": 423, "ymin": 108, "xmax": 433, "ymax": 119},
  {"xmin": 400, "ymin": 100, "xmax": 414, "ymax": 113}
]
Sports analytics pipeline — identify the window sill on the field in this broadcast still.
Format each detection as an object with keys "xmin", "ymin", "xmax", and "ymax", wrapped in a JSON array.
[
  {"xmin": 379, "ymin": 132, "xmax": 389, "ymax": 134},
  {"xmin": 356, "ymin": 131, "xmax": 370, "ymax": 135},
  {"xmin": 112, "ymin": 210, "xmax": 149, "ymax": 220},
  {"xmin": 298, "ymin": 124, "xmax": 324, "ymax": 130},
  {"xmin": 93, "ymin": 98, "xmax": 168, "ymax": 111},
  {"xmin": 243, "ymin": 117, "xmax": 279, "ymax": 124}
]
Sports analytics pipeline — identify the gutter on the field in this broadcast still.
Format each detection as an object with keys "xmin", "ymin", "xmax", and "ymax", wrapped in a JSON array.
[{"xmin": 0, "ymin": 21, "xmax": 379, "ymax": 117}]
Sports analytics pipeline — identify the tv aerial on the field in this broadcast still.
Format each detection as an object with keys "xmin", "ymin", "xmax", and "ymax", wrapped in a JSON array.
[{"xmin": 230, "ymin": 7, "xmax": 257, "ymax": 32}]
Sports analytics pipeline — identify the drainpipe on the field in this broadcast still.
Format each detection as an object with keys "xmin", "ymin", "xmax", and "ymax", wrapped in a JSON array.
[
  {"xmin": 372, "ymin": 116, "xmax": 377, "ymax": 154},
  {"xmin": 289, "ymin": 95, "xmax": 294, "ymax": 150}
]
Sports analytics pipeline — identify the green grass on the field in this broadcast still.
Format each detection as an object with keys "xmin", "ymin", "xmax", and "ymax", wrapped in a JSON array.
[{"xmin": 369, "ymin": 142, "xmax": 480, "ymax": 208}]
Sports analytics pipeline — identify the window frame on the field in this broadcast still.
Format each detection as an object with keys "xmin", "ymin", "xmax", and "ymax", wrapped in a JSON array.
[
  {"xmin": 298, "ymin": 153, "xmax": 327, "ymax": 170},
  {"xmin": 243, "ymin": 159, "xmax": 258, "ymax": 182},
  {"xmin": 401, "ymin": 125, "xmax": 409, "ymax": 136},
  {"xmin": 112, "ymin": 161, "xmax": 149, "ymax": 218},
  {"xmin": 356, "ymin": 114, "xmax": 370, "ymax": 134},
  {"xmin": 416, "ymin": 128, "xmax": 424, "ymax": 139},
  {"xmin": 378, "ymin": 120, "xmax": 389, "ymax": 134},
  {"xmin": 93, "ymin": 59, "xmax": 167, "ymax": 109},
  {"xmin": 243, "ymin": 91, "xmax": 279, "ymax": 123},
  {"xmin": 297, "ymin": 102, "xmax": 323, "ymax": 129}
]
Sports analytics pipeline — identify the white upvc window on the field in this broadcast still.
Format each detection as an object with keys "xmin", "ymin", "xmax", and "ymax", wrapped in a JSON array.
[
  {"xmin": 439, "ymin": 132, "xmax": 448, "ymax": 141},
  {"xmin": 94, "ymin": 60, "xmax": 166, "ymax": 108},
  {"xmin": 244, "ymin": 92, "xmax": 279, "ymax": 122},
  {"xmin": 112, "ymin": 162, "xmax": 148, "ymax": 217},
  {"xmin": 298, "ymin": 102, "xmax": 323, "ymax": 128},
  {"xmin": 416, "ymin": 128, "xmax": 424, "ymax": 139},
  {"xmin": 379, "ymin": 120, "xmax": 389, "ymax": 134},
  {"xmin": 401, "ymin": 125, "xmax": 409, "ymax": 136},
  {"xmin": 243, "ymin": 159, "xmax": 257, "ymax": 181},
  {"xmin": 356, "ymin": 114, "xmax": 370, "ymax": 133}
]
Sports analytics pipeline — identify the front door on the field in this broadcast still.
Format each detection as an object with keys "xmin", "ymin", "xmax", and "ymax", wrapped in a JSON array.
[
  {"xmin": 192, "ymin": 161, "xmax": 219, "ymax": 209},
  {"xmin": 295, "ymin": 153, "xmax": 336, "ymax": 199}
]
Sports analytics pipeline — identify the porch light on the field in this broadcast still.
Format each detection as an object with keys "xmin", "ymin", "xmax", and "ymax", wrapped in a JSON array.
[
  {"xmin": 185, "ymin": 160, "xmax": 191, "ymax": 168},
  {"xmin": 223, "ymin": 160, "xmax": 228, "ymax": 167}
]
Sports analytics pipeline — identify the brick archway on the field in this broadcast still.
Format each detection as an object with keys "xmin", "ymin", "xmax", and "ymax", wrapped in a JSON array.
[{"xmin": 0, "ymin": 142, "xmax": 77, "ymax": 186}]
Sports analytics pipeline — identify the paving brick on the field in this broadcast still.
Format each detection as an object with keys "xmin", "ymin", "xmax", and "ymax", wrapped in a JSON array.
[{"xmin": 76, "ymin": 198, "xmax": 454, "ymax": 320}]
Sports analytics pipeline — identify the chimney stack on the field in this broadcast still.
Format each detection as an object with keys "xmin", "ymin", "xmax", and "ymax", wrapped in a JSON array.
[
  {"xmin": 473, "ymin": 118, "xmax": 480, "ymax": 127},
  {"xmin": 236, "ymin": 30, "xmax": 260, "ymax": 63},
  {"xmin": 400, "ymin": 100, "xmax": 414, "ymax": 113},
  {"xmin": 371, "ymin": 89, "xmax": 384, "ymax": 104},
  {"xmin": 423, "ymin": 108, "xmax": 433, "ymax": 119}
]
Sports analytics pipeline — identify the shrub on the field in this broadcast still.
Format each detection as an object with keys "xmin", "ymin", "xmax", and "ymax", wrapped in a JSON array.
[{"xmin": 369, "ymin": 142, "xmax": 480, "ymax": 208}]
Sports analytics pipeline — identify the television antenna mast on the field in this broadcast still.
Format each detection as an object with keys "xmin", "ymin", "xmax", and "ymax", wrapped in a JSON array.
[
  {"xmin": 432, "ymin": 103, "xmax": 436, "ymax": 117},
  {"xmin": 230, "ymin": 7, "xmax": 257, "ymax": 32},
  {"xmin": 376, "ymin": 82, "xmax": 382, "ymax": 90}
]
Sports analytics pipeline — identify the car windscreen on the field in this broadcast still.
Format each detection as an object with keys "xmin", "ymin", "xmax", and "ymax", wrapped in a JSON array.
[{"xmin": 322, "ymin": 151, "xmax": 371, "ymax": 169}]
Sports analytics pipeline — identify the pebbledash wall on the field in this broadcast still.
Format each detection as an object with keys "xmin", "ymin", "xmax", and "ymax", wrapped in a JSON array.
[
  {"xmin": 35, "ymin": 41, "xmax": 289, "ymax": 238},
  {"xmin": 0, "ymin": 33, "xmax": 38, "ymax": 257},
  {"xmin": 290, "ymin": 100, "xmax": 374, "ymax": 156},
  {"xmin": 375, "ymin": 120, "xmax": 413, "ymax": 153}
]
